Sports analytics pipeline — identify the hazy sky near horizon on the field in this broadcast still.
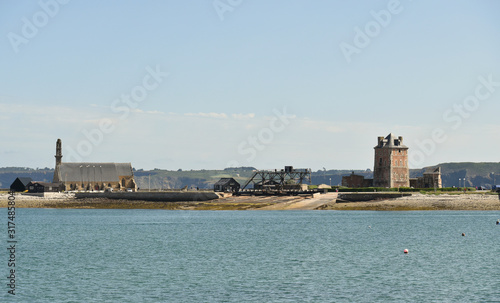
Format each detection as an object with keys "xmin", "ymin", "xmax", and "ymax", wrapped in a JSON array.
[{"xmin": 1, "ymin": 0, "xmax": 499, "ymax": 171}]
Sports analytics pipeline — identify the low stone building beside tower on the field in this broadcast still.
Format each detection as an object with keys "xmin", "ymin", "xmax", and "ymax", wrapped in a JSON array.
[
  {"xmin": 410, "ymin": 166, "xmax": 442, "ymax": 189},
  {"xmin": 52, "ymin": 139, "xmax": 137, "ymax": 191}
]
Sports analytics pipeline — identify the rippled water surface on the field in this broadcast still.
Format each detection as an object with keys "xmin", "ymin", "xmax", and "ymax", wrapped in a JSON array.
[{"xmin": 3, "ymin": 209, "xmax": 500, "ymax": 302}]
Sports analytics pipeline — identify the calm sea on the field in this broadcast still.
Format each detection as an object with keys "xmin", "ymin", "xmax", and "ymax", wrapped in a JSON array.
[{"xmin": 3, "ymin": 209, "xmax": 500, "ymax": 302}]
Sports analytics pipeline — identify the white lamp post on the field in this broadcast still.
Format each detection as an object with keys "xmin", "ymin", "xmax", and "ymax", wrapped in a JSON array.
[
  {"xmin": 92, "ymin": 166, "xmax": 96, "ymax": 191},
  {"xmin": 80, "ymin": 165, "xmax": 83, "ymax": 191},
  {"xmin": 86, "ymin": 165, "xmax": 90, "ymax": 191}
]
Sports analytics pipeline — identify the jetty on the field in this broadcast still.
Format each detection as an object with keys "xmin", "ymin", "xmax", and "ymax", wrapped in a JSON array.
[{"xmin": 75, "ymin": 191, "xmax": 219, "ymax": 202}]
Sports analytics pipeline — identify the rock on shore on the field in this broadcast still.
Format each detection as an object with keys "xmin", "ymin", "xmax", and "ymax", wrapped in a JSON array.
[{"xmin": 323, "ymin": 193, "xmax": 500, "ymax": 211}]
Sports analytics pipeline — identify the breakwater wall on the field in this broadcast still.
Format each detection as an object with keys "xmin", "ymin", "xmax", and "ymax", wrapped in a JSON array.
[
  {"xmin": 75, "ymin": 191, "xmax": 219, "ymax": 202},
  {"xmin": 337, "ymin": 192, "xmax": 412, "ymax": 202}
]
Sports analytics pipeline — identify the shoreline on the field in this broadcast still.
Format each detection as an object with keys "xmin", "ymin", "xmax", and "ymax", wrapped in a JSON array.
[
  {"xmin": 323, "ymin": 193, "xmax": 500, "ymax": 211},
  {"xmin": 1, "ymin": 192, "xmax": 500, "ymax": 211}
]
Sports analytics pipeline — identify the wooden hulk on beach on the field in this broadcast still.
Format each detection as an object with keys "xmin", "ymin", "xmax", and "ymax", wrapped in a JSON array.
[{"xmin": 237, "ymin": 166, "xmax": 312, "ymax": 195}]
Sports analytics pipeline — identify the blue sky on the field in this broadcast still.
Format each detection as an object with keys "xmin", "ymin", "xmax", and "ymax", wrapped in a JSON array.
[{"xmin": 1, "ymin": 0, "xmax": 499, "ymax": 170}]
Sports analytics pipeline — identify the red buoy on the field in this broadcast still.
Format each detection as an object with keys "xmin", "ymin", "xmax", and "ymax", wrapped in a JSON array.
[{"xmin": 403, "ymin": 249, "xmax": 409, "ymax": 254}]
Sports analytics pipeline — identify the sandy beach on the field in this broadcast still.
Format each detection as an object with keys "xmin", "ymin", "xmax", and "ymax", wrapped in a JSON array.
[{"xmin": 2, "ymin": 191, "xmax": 500, "ymax": 210}]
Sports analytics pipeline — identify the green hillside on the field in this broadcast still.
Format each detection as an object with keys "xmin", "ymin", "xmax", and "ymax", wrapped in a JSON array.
[
  {"xmin": 133, "ymin": 167, "xmax": 256, "ymax": 190},
  {"xmin": 430, "ymin": 162, "xmax": 500, "ymax": 188},
  {"xmin": 0, "ymin": 167, "xmax": 54, "ymax": 188},
  {"xmin": 437, "ymin": 162, "xmax": 500, "ymax": 176}
]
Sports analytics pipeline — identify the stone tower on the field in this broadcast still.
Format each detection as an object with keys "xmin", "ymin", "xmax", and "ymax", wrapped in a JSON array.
[
  {"xmin": 373, "ymin": 133, "xmax": 409, "ymax": 188},
  {"xmin": 53, "ymin": 139, "xmax": 63, "ymax": 183},
  {"xmin": 55, "ymin": 138, "xmax": 62, "ymax": 166}
]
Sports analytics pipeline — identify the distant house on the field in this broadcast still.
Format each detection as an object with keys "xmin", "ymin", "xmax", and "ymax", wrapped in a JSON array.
[
  {"xmin": 283, "ymin": 183, "xmax": 309, "ymax": 191},
  {"xmin": 253, "ymin": 180, "xmax": 280, "ymax": 190},
  {"xmin": 410, "ymin": 167, "xmax": 442, "ymax": 189},
  {"xmin": 342, "ymin": 172, "xmax": 373, "ymax": 188},
  {"xmin": 10, "ymin": 177, "xmax": 33, "ymax": 192},
  {"xmin": 214, "ymin": 178, "xmax": 240, "ymax": 192},
  {"xmin": 27, "ymin": 181, "xmax": 64, "ymax": 193}
]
